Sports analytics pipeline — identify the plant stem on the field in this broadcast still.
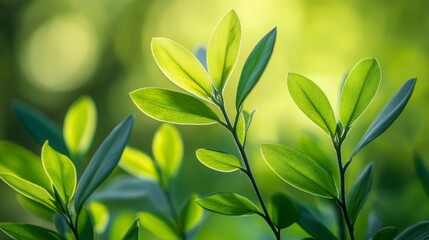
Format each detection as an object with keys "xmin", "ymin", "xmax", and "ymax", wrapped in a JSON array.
[{"xmin": 62, "ymin": 212, "xmax": 79, "ymax": 240}]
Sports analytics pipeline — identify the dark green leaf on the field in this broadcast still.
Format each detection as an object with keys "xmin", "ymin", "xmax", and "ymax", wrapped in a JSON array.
[
  {"xmin": 196, "ymin": 192, "xmax": 260, "ymax": 216},
  {"xmin": 414, "ymin": 154, "xmax": 429, "ymax": 196},
  {"xmin": 367, "ymin": 212, "xmax": 384, "ymax": 240},
  {"xmin": 53, "ymin": 213, "xmax": 69, "ymax": 238},
  {"xmin": 180, "ymin": 194, "xmax": 204, "ymax": 232},
  {"xmin": 122, "ymin": 218, "xmax": 139, "ymax": 240},
  {"xmin": 236, "ymin": 28, "xmax": 277, "ymax": 108},
  {"xmin": 347, "ymin": 162, "xmax": 374, "ymax": 224},
  {"xmin": 77, "ymin": 206, "xmax": 95, "ymax": 240},
  {"xmin": 74, "ymin": 115, "xmax": 134, "ymax": 214},
  {"xmin": 268, "ymin": 192, "xmax": 299, "ymax": 229},
  {"xmin": 297, "ymin": 204, "xmax": 337, "ymax": 240},
  {"xmin": 394, "ymin": 221, "xmax": 429, "ymax": 240},
  {"xmin": 0, "ymin": 223, "xmax": 65, "ymax": 240},
  {"xmin": 196, "ymin": 149, "xmax": 242, "ymax": 172},
  {"xmin": 371, "ymin": 226, "xmax": 397, "ymax": 240},
  {"xmin": 352, "ymin": 79, "xmax": 416, "ymax": 157}
]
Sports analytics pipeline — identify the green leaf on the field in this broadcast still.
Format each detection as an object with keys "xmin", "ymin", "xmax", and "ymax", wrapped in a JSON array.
[
  {"xmin": 153, "ymin": 124, "xmax": 183, "ymax": 178},
  {"xmin": 17, "ymin": 195, "xmax": 55, "ymax": 221},
  {"xmin": 0, "ymin": 223, "xmax": 65, "ymax": 240},
  {"xmin": 130, "ymin": 88, "xmax": 220, "ymax": 125},
  {"xmin": 340, "ymin": 58, "xmax": 381, "ymax": 128},
  {"xmin": 119, "ymin": 146, "xmax": 158, "ymax": 181},
  {"xmin": 298, "ymin": 133, "xmax": 335, "ymax": 174},
  {"xmin": 297, "ymin": 204, "xmax": 338, "ymax": 240},
  {"xmin": 236, "ymin": 112, "xmax": 246, "ymax": 145},
  {"xmin": 196, "ymin": 192, "xmax": 260, "ymax": 216},
  {"xmin": 236, "ymin": 27, "xmax": 277, "ymax": 108},
  {"xmin": 394, "ymin": 221, "xmax": 429, "ymax": 240},
  {"xmin": 287, "ymin": 73, "xmax": 337, "ymax": 136},
  {"xmin": 196, "ymin": 149, "xmax": 242, "ymax": 172},
  {"xmin": 261, "ymin": 144, "xmax": 338, "ymax": 198},
  {"xmin": 347, "ymin": 162, "xmax": 374, "ymax": 224},
  {"xmin": 77, "ymin": 206, "xmax": 95, "ymax": 240},
  {"xmin": 41, "ymin": 142, "xmax": 77, "ymax": 206},
  {"xmin": 89, "ymin": 201, "xmax": 109, "ymax": 234},
  {"xmin": 268, "ymin": 192, "xmax": 300, "ymax": 229},
  {"xmin": 352, "ymin": 78, "xmax": 416, "ymax": 157},
  {"xmin": 63, "ymin": 96, "xmax": 97, "ymax": 159},
  {"xmin": 180, "ymin": 194, "xmax": 204, "ymax": 233},
  {"xmin": 207, "ymin": 10, "xmax": 241, "ymax": 92},
  {"xmin": 151, "ymin": 37, "xmax": 213, "ymax": 101},
  {"xmin": 415, "ymin": 154, "xmax": 429, "ymax": 196},
  {"xmin": 74, "ymin": 115, "xmax": 134, "ymax": 214},
  {"xmin": 138, "ymin": 212, "xmax": 179, "ymax": 240},
  {"xmin": 367, "ymin": 212, "xmax": 384, "ymax": 239},
  {"xmin": 12, "ymin": 101, "xmax": 68, "ymax": 155},
  {"xmin": 122, "ymin": 218, "xmax": 139, "ymax": 240},
  {"xmin": 0, "ymin": 173, "xmax": 57, "ymax": 211},
  {"xmin": 371, "ymin": 226, "xmax": 397, "ymax": 240}
]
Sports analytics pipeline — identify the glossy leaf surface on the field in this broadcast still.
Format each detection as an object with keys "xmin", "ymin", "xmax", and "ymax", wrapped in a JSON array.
[
  {"xmin": 196, "ymin": 192, "xmax": 260, "ymax": 216},
  {"xmin": 196, "ymin": 149, "xmax": 242, "ymax": 172}
]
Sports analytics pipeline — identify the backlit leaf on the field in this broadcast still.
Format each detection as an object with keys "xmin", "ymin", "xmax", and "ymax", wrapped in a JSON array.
[
  {"xmin": 196, "ymin": 192, "xmax": 260, "ymax": 216},
  {"xmin": 153, "ymin": 124, "xmax": 183, "ymax": 178},
  {"xmin": 394, "ymin": 221, "xmax": 429, "ymax": 240},
  {"xmin": 268, "ymin": 192, "xmax": 299, "ymax": 229},
  {"xmin": 0, "ymin": 223, "xmax": 64, "ymax": 240},
  {"xmin": 89, "ymin": 201, "xmax": 109, "ymax": 234},
  {"xmin": 122, "ymin": 218, "xmax": 139, "ymax": 240},
  {"xmin": 347, "ymin": 162, "xmax": 374, "ymax": 224},
  {"xmin": 196, "ymin": 149, "xmax": 242, "ymax": 172},
  {"xmin": 236, "ymin": 112, "xmax": 246, "ymax": 145},
  {"xmin": 138, "ymin": 212, "xmax": 179, "ymax": 240},
  {"xmin": 180, "ymin": 194, "xmax": 204, "ymax": 232},
  {"xmin": 119, "ymin": 146, "xmax": 158, "ymax": 181}
]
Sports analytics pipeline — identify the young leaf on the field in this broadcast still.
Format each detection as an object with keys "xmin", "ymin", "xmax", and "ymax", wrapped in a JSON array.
[
  {"xmin": 41, "ymin": 142, "xmax": 77, "ymax": 206},
  {"xmin": 196, "ymin": 149, "xmax": 242, "ymax": 172},
  {"xmin": 347, "ymin": 162, "xmax": 374, "ymax": 224},
  {"xmin": 207, "ymin": 10, "xmax": 241, "ymax": 92},
  {"xmin": 236, "ymin": 27, "xmax": 277, "ymax": 108},
  {"xmin": 297, "ymin": 204, "xmax": 338, "ymax": 240},
  {"xmin": 153, "ymin": 124, "xmax": 183, "ymax": 178},
  {"xmin": 152, "ymin": 37, "xmax": 213, "ymax": 101},
  {"xmin": 371, "ymin": 226, "xmax": 397, "ymax": 240},
  {"xmin": 340, "ymin": 58, "xmax": 381, "ymax": 128},
  {"xmin": 138, "ymin": 212, "xmax": 179, "ymax": 240},
  {"xmin": 63, "ymin": 96, "xmax": 97, "ymax": 159},
  {"xmin": 0, "ymin": 223, "xmax": 65, "ymax": 240},
  {"xmin": 180, "ymin": 194, "xmax": 204, "ymax": 233},
  {"xmin": 74, "ymin": 115, "xmax": 134, "ymax": 214},
  {"xmin": 268, "ymin": 192, "xmax": 300, "ymax": 229},
  {"xmin": 261, "ymin": 144, "xmax": 338, "ymax": 198},
  {"xmin": 194, "ymin": 45, "xmax": 207, "ymax": 70},
  {"xmin": 196, "ymin": 192, "xmax": 260, "ymax": 216},
  {"xmin": 119, "ymin": 146, "xmax": 158, "ymax": 181},
  {"xmin": 122, "ymin": 218, "xmax": 140, "ymax": 240},
  {"xmin": 130, "ymin": 88, "xmax": 220, "ymax": 125},
  {"xmin": 414, "ymin": 154, "xmax": 429, "ymax": 196},
  {"xmin": 236, "ymin": 112, "xmax": 246, "ymax": 145},
  {"xmin": 352, "ymin": 78, "xmax": 416, "ymax": 157},
  {"xmin": 287, "ymin": 73, "xmax": 337, "ymax": 137},
  {"xmin": 12, "ymin": 100, "xmax": 68, "ymax": 155},
  {"xmin": 394, "ymin": 221, "xmax": 429, "ymax": 240},
  {"xmin": 0, "ymin": 173, "xmax": 56, "ymax": 211},
  {"xmin": 89, "ymin": 201, "xmax": 109, "ymax": 234},
  {"xmin": 17, "ymin": 195, "xmax": 55, "ymax": 221}
]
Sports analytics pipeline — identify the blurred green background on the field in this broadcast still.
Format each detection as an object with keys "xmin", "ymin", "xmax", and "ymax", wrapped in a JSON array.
[{"xmin": 1, "ymin": 0, "xmax": 428, "ymax": 239}]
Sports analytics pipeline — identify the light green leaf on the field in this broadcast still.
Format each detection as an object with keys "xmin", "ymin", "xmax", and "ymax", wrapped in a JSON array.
[
  {"xmin": 352, "ymin": 78, "xmax": 416, "ymax": 157},
  {"xmin": 152, "ymin": 37, "xmax": 213, "ymax": 101},
  {"xmin": 180, "ymin": 194, "xmax": 204, "ymax": 233},
  {"xmin": 138, "ymin": 212, "xmax": 179, "ymax": 240},
  {"xmin": 287, "ymin": 73, "xmax": 337, "ymax": 137},
  {"xmin": 347, "ymin": 162, "xmax": 374, "ymax": 224},
  {"xmin": 236, "ymin": 112, "xmax": 246, "ymax": 145},
  {"xmin": 394, "ymin": 221, "xmax": 429, "ymax": 240},
  {"xmin": 119, "ymin": 146, "xmax": 158, "ymax": 181},
  {"xmin": 0, "ymin": 223, "xmax": 65, "ymax": 240},
  {"xmin": 196, "ymin": 192, "xmax": 260, "ymax": 216},
  {"xmin": 130, "ymin": 88, "xmax": 220, "ymax": 125},
  {"xmin": 196, "ymin": 149, "xmax": 242, "ymax": 172},
  {"xmin": 63, "ymin": 96, "xmax": 97, "ymax": 159},
  {"xmin": 89, "ymin": 201, "xmax": 109, "ymax": 234},
  {"xmin": 122, "ymin": 218, "xmax": 139, "ymax": 240},
  {"xmin": 268, "ymin": 192, "xmax": 300, "ymax": 229},
  {"xmin": 261, "ymin": 144, "xmax": 338, "ymax": 198},
  {"xmin": 207, "ymin": 10, "xmax": 241, "ymax": 92},
  {"xmin": 109, "ymin": 213, "xmax": 136, "ymax": 240},
  {"xmin": 371, "ymin": 226, "xmax": 397, "ymax": 240},
  {"xmin": 340, "ymin": 58, "xmax": 381, "ymax": 128},
  {"xmin": 17, "ymin": 195, "xmax": 55, "ymax": 221},
  {"xmin": 236, "ymin": 28, "xmax": 277, "ymax": 108},
  {"xmin": 153, "ymin": 124, "xmax": 183, "ymax": 178},
  {"xmin": 41, "ymin": 142, "xmax": 77, "ymax": 206},
  {"xmin": 297, "ymin": 204, "xmax": 338, "ymax": 240},
  {"xmin": 414, "ymin": 154, "xmax": 429, "ymax": 196},
  {"xmin": 0, "ymin": 173, "xmax": 56, "ymax": 211}
]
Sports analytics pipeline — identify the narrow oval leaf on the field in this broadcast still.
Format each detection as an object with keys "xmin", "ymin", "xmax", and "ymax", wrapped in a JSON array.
[
  {"xmin": 119, "ymin": 146, "xmax": 158, "ymax": 181},
  {"xmin": 236, "ymin": 27, "xmax": 277, "ymax": 108},
  {"xmin": 352, "ymin": 78, "xmax": 416, "ymax": 157},
  {"xmin": 63, "ymin": 96, "xmax": 97, "ymax": 159},
  {"xmin": 261, "ymin": 144, "xmax": 338, "ymax": 198},
  {"xmin": 12, "ymin": 101, "xmax": 68, "ymax": 155},
  {"xmin": 74, "ymin": 115, "xmax": 134, "ymax": 214},
  {"xmin": 297, "ymin": 204, "xmax": 338, "ymax": 240},
  {"xmin": 0, "ymin": 223, "xmax": 65, "ymax": 240},
  {"xmin": 414, "ymin": 154, "xmax": 429, "ymax": 196},
  {"xmin": 347, "ymin": 162, "xmax": 374, "ymax": 224},
  {"xmin": 287, "ymin": 73, "xmax": 337, "ymax": 136},
  {"xmin": 180, "ymin": 194, "xmax": 204, "ymax": 233},
  {"xmin": 196, "ymin": 149, "xmax": 242, "ymax": 172},
  {"xmin": 130, "ymin": 88, "xmax": 220, "ymax": 125},
  {"xmin": 0, "ymin": 173, "xmax": 56, "ymax": 211},
  {"xmin": 138, "ymin": 212, "xmax": 179, "ymax": 240},
  {"xmin": 207, "ymin": 10, "xmax": 241, "ymax": 92},
  {"xmin": 340, "ymin": 58, "xmax": 381, "ymax": 127},
  {"xmin": 42, "ymin": 142, "xmax": 77, "ymax": 206},
  {"xmin": 122, "ymin": 218, "xmax": 139, "ymax": 240},
  {"xmin": 17, "ymin": 195, "xmax": 55, "ymax": 221},
  {"xmin": 152, "ymin": 37, "xmax": 213, "ymax": 101},
  {"xmin": 371, "ymin": 226, "xmax": 397, "ymax": 240},
  {"xmin": 394, "ymin": 221, "xmax": 429, "ymax": 240},
  {"xmin": 268, "ymin": 192, "xmax": 300, "ymax": 229},
  {"xmin": 236, "ymin": 112, "xmax": 246, "ymax": 145},
  {"xmin": 196, "ymin": 192, "xmax": 260, "ymax": 216},
  {"xmin": 153, "ymin": 124, "xmax": 183, "ymax": 178}
]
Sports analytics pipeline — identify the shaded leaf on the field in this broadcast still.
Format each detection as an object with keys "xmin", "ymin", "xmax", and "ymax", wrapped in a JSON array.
[
  {"xmin": 261, "ymin": 144, "xmax": 338, "ymax": 198},
  {"xmin": 138, "ymin": 212, "xmax": 179, "ymax": 240},
  {"xmin": 17, "ymin": 195, "xmax": 55, "ymax": 221},
  {"xmin": 340, "ymin": 58, "xmax": 381, "ymax": 128},
  {"xmin": 352, "ymin": 79, "xmax": 416, "ymax": 157},
  {"xmin": 77, "ymin": 206, "xmax": 95, "ymax": 240},
  {"xmin": 268, "ymin": 192, "xmax": 299, "ymax": 229},
  {"xmin": 371, "ymin": 226, "xmax": 397, "ymax": 240},
  {"xmin": 394, "ymin": 221, "xmax": 429, "ymax": 240},
  {"xmin": 119, "ymin": 146, "xmax": 158, "ymax": 181},
  {"xmin": 414, "ymin": 154, "xmax": 429, "ymax": 196},
  {"xmin": 180, "ymin": 194, "xmax": 204, "ymax": 233},
  {"xmin": 196, "ymin": 149, "xmax": 242, "ymax": 172},
  {"xmin": 196, "ymin": 192, "xmax": 260, "ymax": 216},
  {"xmin": 236, "ymin": 28, "xmax": 277, "ymax": 108},
  {"xmin": 53, "ymin": 213, "xmax": 70, "ymax": 238},
  {"xmin": 122, "ymin": 218, "xmax": 139, "ymax": 240},
  {"xmin": 0, "ymin": 223, "xmax": 65, "ymax": 240},
  {"xmin": 367, "ymin": 212, "xmax": 385, "ymax": 240},
  {"xmin": 297, "ymin": 204, "xmax": 338, "ymax": 240},
  {"xmin": 130, "ymin": 88, "xmax": 219, "ymax": 125},
  {"xmin": 153, "ymin": 124, "xmax": 183, "ymax": 178},
  {"xmin": 287, "ymin": 73, "xmax": 336, "ymax": 136},
  {"xmin": 347, "ymin": 162, "xmax": 374, "ymax": 224}
]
